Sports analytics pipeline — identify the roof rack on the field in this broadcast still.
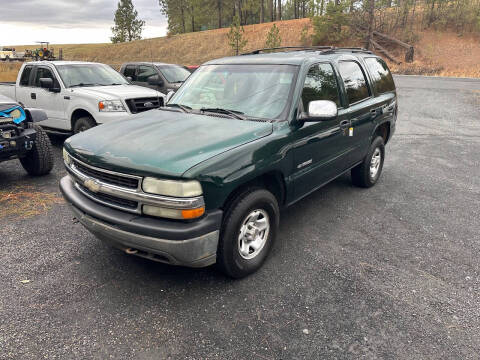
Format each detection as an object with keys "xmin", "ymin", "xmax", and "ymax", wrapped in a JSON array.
[{"xmin": 241, "ymin": 46, "xmax": 373, "ymax": 56}]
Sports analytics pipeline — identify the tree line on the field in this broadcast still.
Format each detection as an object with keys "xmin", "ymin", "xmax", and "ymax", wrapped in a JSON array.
[{"xmin": 111, "ymin": 0, "xmax": 480, "ymax": 44}]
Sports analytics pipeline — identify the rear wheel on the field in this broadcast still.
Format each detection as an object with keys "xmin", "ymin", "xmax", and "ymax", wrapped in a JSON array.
[
  {"xmin": 19, "ymin": 126, "xmax": 53, "ymax": 176},
  {"xmin": 217, "ymin": 188, "xmax": 279, "ymax": 278},
  {"xmin": 73, "ymin": 116, "xmax": 96, "ymax": 134},
  {"xmin": 351, "ymin": 136, "xmax": 385, "ymax": 188}
]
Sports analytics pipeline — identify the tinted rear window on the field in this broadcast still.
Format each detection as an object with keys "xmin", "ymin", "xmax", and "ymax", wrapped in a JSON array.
[
  {"xmin": 365, "ymin": 57, "xmax": 396, "ymax": 94},
  {"xmin": 20, "ymin": 66, "xmax": 33, "ymax": 86},
  {"xmin": 338, "ymin": 61, "xmax": 370, "ymax": 104}
]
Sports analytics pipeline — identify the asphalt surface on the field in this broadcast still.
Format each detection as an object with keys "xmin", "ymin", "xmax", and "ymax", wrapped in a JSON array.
[{"xmin": 1, "ymin": 75, "xmax": 479, "ymax": 359}]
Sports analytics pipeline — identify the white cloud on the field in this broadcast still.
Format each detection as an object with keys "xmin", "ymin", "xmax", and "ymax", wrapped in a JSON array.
[{"xmin": 0, "ymin": 0, "xmax": 167, "ymax": 45}]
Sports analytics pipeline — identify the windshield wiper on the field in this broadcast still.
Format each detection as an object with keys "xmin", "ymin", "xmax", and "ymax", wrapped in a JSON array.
[
  {"xmin": 166, "ymin": 103, "xmax": 191, "ymax": 113},
  {"xmin": 200, "ymin": 107, "xmax": 246, "ymax": 120},
  {"xmin": 69, "ymin": 83, "xmax": 102, "ymax": 88}
]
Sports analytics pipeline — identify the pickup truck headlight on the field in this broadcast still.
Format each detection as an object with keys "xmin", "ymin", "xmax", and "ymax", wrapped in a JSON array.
[
  {"xmin": 98, "ymin": 100, "xmax": 126, "ymax": 112},
  {"xmin": 142, "ymin": 177, "xmax": 203, "ymax": 197}
]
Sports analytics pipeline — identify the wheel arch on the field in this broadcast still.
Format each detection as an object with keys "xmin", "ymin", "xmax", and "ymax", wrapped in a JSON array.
[
  {"xmin": 373, "ymin": 121, "xmax": 391, "ymax": 145},
  {"xmin": 221, "ymin": 170, "xmax": 287, "ymax": 215},
  {"xmin": 70, "ymin": 108, "xmax": 96, "ymax": 130}
]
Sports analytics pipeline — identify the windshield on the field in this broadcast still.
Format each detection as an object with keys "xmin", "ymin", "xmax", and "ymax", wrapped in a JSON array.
[
  {"xmin": 169, "ymin": 64, "xmax": 297, "ymax": 120},
  {"xmin": 56, "ymin": 64, "xmax": 129, "ymax": 88},
  {"xmin": 157, "ymin": 65, "xmax": 191, "ymax": 83}
]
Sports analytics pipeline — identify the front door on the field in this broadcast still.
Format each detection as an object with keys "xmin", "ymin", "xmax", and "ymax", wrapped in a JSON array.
[
  {"xmin": 31, "ymin": 66, "xmax": 65, "ymax": 129},
  {"xmin": 290, "ymin": 62, "xmax": 348, "ymax": 200}
]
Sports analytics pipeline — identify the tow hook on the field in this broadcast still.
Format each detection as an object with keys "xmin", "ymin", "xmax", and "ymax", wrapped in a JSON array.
[
  {"xmin": 125, "ymin": 248, "xmax": 138, "ymax": 255},
  {"xmin": 25, "ymin": 140, "xmax": 33, "ymax": 150}
]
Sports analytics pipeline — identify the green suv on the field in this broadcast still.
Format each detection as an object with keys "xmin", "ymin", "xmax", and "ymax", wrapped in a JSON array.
[{"xmin": 60, "ymin": 47, "xmax": 397, "ymax": 278}]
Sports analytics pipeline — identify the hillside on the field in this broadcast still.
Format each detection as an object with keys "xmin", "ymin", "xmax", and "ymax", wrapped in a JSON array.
[{"xmin": 1, "ymin": 18, "xmax": 479, "ymax": 81}]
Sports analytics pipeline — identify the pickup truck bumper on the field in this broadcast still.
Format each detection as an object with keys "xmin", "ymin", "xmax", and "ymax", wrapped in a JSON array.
[
  {"xmin": 0, "ymin": 125, "xmax": 36, "ymax": 162},
  {"xmin": 60, "ymin": 176, "xmax": 223, "ymax": 267}
]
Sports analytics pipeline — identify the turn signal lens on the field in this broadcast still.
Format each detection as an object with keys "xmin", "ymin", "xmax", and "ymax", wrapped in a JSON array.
[{"xmin": 181, "ymin": 207, "xmax": 205, "ymax": 219}]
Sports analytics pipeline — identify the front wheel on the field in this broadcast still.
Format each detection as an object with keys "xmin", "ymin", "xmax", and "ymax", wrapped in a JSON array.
[
  {"xmin": 73, "ymin": 116, "xmax": 96, "ymax": 134},
  {"xmin": 351, "ymin": 136, "xmax": 385, "ymax": 188},
  {"xmin": 19, "ymin": 126, "xmax": 53, "ymax": 176},
  {"xmin": 217, "ymin": 189, "xmax": 280, "ymax": 278}
]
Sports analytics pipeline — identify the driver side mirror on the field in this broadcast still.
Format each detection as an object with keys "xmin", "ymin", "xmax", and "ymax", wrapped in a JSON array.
[
  {"xmin": 39, "ymin": 78, "xmax": 60, "ymax": 93},
  {"xmin": 148, "ymin": 75, "xmax": 164, "ymax": 87},
  {"xmin": 305, "ymin": 100, "xmax": 338, "ymax": 121}
]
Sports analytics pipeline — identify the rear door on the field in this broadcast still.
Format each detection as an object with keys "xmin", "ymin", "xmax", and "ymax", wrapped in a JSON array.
[
  {"xmin": 363, "ymin": 57, "xmax": 397, "ymax": 131},
  {"xmin": 337, "ymin": 60, "xmax": 379, "ymax": 166},
  {"xmin": 14, "ymin": 65, "xmax": 35, "ymax": 107}
]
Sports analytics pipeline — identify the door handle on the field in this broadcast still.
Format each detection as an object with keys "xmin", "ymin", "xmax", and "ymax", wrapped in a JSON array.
[
  {"xmin": 31, "ymin": 93, "xmax": 36, "ymax": 100},
  {"xmin": 339, "ymin": 120, "xmax": 351, "ymax": 129},
  {"xmin": 370, "ymin": 108, "xmax": 377, "ymax": 114}
]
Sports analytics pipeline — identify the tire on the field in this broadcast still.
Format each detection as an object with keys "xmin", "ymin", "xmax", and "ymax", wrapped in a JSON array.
[
  {"xmin": 73, "ymin": 116, "xmax": 96, "ymax": 134},
  {"xmin": 217, "ymin": 188, "xmax": 280, "ymax": 278},
  {"xmin": 351, "ymin": 136, "xmax": 385, "ymax": 188},
  {"xmin": 19, "ymin": 126, "xmax": 53, "ymax": 176}
]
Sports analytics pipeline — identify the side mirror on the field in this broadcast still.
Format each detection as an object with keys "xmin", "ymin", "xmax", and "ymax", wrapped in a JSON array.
[
  {"xmin": 166, "ymin": 90, "xmax": 175, "ymax": 103},
  {"xmin": 39, "ymin": 78, "xmax": 53, "ymax": 89},
  {"xmin": 306, "ymin": 100, "xmax": 338, "ymax": 121},
  {"xmin": 148, "ymin": 75, "xmax": 164, "ymax": 87}
]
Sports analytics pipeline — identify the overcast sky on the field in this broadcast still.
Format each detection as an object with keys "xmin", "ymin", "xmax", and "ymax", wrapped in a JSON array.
[{"xmin": 0, "ymin": 0, "xmax": 168, "ymax": 45}]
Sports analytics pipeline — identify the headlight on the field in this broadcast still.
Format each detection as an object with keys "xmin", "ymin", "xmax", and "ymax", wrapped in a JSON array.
[
  {"xmin": 98, "ymin": 100, "xmax": 126, "ymax": 112},
  {"xmin": 142, "ymin": 177, "xmax": 203, "ymax": 197},
  {"xmin": 62, "ymin": 148, "xmax": 72, "ymax": 165}
]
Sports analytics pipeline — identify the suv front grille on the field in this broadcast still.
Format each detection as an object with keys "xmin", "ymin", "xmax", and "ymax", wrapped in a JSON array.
[
  {"xmin": 73, "ymin": 160, "xmax": 139, "ymax": 189},
  {"xmin": 78, "ymin": 184, "xmax": 138, "ymax": 209},
  {"xmin": 125, "ymin": 97, "xmax": 163, "ymax": 114}
]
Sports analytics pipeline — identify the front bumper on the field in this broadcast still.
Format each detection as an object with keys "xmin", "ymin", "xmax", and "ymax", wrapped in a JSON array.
[
  {"xmin": 0, "ymin": 125, "xmax": 36, "ymax": 162},
  {"xmin": 60, "ymin": 176, "xmax": 223, "ymax": 267}
]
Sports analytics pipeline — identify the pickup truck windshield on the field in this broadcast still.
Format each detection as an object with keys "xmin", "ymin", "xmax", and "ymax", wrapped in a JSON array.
[
  {"xmin": 56, "ymin": 64, "xmax": 129, "ymax": 88},
  {"xmin": 170, "ymin": 64, "xmax": 297, "ymax": 120},
  {"xmin": 157, "ymin": 65, "xmax": 191, "ymax": 83}
]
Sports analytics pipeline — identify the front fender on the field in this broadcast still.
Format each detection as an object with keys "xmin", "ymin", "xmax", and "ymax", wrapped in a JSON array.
[{"xmin": 24, "ymin": 108, "xmax": 48, "ymax": 123}]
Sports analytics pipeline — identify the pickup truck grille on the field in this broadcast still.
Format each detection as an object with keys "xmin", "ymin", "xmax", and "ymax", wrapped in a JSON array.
[
  {"xmin": 125, "ymin": 97, "xmax": 163, "ymax": 114},
  {"xmin": 73, "ymin": 159, "xmax": 139, "ymax": 189}
]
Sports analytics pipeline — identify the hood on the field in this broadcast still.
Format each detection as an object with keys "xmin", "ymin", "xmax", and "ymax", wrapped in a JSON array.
[
  {"xmin": 70, "ymin": 84, "xmax": 164, "ymax": 100},
  {"xmin": 65, "ymin": 110, "xmax": 273, "ymax": 178}
]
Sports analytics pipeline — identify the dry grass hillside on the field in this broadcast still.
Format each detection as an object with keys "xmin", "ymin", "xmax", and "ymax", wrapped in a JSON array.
[{"xmin": 1, "ymin": 18, "xmax": 479, "ymax": 82}]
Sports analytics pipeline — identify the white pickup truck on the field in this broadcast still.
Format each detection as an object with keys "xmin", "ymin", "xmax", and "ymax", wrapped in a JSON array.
[{"xmin": 0, "ymin": 61, "xmax": 165, "ymax": 133}]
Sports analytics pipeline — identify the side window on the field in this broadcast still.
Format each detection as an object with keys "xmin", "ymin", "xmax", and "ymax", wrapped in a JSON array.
[
  {"xmin": 338, "ymin": 61, "xmax": 370, "ymax": 104},
  {"xmin": 365, "ymin": 57, "xmax": 395, "ymax": 94},
  {"xmin": 20, "ymin": 66, "xmax": 33, "ymax": 86},
  {"xmin": 301, "ymin": 63, "xmax": 340, "ymax": 111},
  {"xmin": 137, "ymin": 65, "xmax": 157, "ymax": 82},
  {"xmin": 33, "ymin": 67, "xmax": 56, "ymax": 87},
  {"xmin": 124, "ymin": 65, "xmax": 136, "ymax": 80}
]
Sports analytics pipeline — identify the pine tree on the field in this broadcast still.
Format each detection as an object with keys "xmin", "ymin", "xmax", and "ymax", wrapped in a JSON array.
[
  {"xmin": 227, "ymin": 15, "xmax": 248, "ymax": 55},
  {"xmin": 265, "ymin": 23, "xmax": 282, "ymax": 48},
  {"xmin": 111, "ymin": 0, "xmax": 145, "ymax": 43}
]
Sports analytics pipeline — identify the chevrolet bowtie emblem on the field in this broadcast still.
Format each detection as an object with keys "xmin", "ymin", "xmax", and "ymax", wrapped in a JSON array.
[{"xmin": 84, "ymin": 178, "xmax": 101, "ymax": 193}]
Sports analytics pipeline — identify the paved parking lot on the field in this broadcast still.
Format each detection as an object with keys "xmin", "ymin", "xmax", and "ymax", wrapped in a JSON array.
[{"xmin": 1, "ymin": 75, "xmax": 479, "ymax": 359}]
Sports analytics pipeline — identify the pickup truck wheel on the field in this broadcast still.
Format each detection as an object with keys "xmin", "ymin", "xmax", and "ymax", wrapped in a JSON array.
[
  {"xmin": 351, "ymin": 136, "xmax": 385, "ymax": 188},
  {"xmin": 73, "ymin": 116, "xmax": 96, "ymax": 134},
  {"xmin": 218, "ymin": 189, "xmax": 279, "ymax": 278},
  {"xmin": 19, "ymin": 126, "xmax": 53, "ymax": 176}
]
